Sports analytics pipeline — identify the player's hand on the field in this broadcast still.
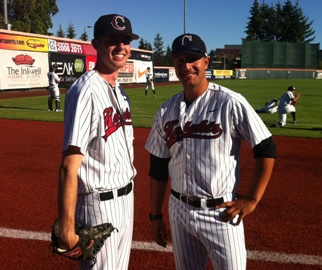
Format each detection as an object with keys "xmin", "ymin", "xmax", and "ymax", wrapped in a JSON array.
[
  {"xmin": 58, "ymin": 230, "xmax": 79, "ymax": 250},
  {"xmin": 216, "ymin": 195, "xmax": 258, "ymax": 225},
  {"xmin": 151, "ymin": 219, "xmax": 167, "ymax": 247}
]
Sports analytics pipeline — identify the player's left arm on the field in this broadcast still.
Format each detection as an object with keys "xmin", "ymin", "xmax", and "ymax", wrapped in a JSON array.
[
  {"xmin": 292, "ymin": 93, "xmax": 300, "ymax": 105},
  {"xmin": 217, "ymin": 136, "xmax": 276, "ymax": 225}
]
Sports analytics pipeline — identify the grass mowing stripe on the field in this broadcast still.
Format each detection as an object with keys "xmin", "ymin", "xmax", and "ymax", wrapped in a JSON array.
[{"xmin": 0, "ymin": 227, "xmax": 321, "ymax": 265}]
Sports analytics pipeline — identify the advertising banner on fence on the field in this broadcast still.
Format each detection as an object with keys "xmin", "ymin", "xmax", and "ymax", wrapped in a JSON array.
[
  {"xmin": 48, "ymin": 39, "xmax": 84, "ymax": 55},
  {"xmin": 154, "ymin": 68, "xmax": 169, "ymax": 83},
  {"xmin": 0, "ymin": 49, "xmax": 49, "ymax": 90},
  {"xmin": 0, "ymin": 33, "xmax": 48, "ymax": 52},
  {"xmin": 169, "ymin": 67, "xmax": 179, "ymax": 82},
  {"xmin": 136, "ymin": 61, "xmax": 153, "ymax": 83},
  {"xmin": 49, "ymin": 53, "xmax": 86, "ymax": 88},
  {"xmin": 86, "ymin": 55, "xmax": 96, "ymax": 71},
  {"xmin": 213, "ymin": 69, "xmax": 233, "ymax": 79},
  {"xmin": 206, "ymin": 69, "xmax": 213, "ymax": 80},
  {"xmin": 117, "ymin": 60, "xmax": 136, "ymax": 84},
  {"xmin": 130, "ymin": 50, "xmax": 153, "ymax": 62}
]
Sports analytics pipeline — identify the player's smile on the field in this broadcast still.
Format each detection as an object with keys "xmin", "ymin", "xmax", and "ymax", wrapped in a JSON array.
[
  {"xmin": 112, "ymin": 52, "xmax": 127, "ymax": 61},
  {"xmin": 179, "ymin": 70, "xmax": 198, "ymax": 81}
]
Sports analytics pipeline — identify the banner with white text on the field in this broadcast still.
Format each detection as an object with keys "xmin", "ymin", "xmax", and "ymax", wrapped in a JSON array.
[{"xmin": 49, "ymin": 52, "xmax": 86, "ymax": 88}]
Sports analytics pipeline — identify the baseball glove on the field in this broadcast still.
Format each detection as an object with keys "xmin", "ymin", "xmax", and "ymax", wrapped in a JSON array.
[
  {"xmin": 49, "ymin": 218, "xmax": 117, "ymax": 266},
  {"xmin": 292, "ymin": 93, "xmax": 300, "ymax": 106}
]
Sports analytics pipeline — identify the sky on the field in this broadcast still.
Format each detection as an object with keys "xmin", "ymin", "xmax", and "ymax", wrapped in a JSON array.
[{"xmin": 50, "ymin": 0, "xmax": 322, "ymax": 52}]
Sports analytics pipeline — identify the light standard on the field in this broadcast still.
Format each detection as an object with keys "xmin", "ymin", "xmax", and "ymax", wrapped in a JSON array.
[
  {"xmin": 2, "ymin": 0, "xmax": 11, "ymax": 30},
  {"xmin": 223, "ymin": 54, "xmax": 226, "ymax": 70},
  {"xmin": 184, "ymin": 0, "xmax": 186, "ymax": 33},
  {"xmin": 86, "ymin": 25, "xmax": 94, "ymax": 39}
]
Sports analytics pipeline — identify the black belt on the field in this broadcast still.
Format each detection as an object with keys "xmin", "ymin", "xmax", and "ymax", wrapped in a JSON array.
[
  {"xmin": 171, "ymin": 189, "xmax": 224, "ymax": 208},
  {"xmin": 99, "ymin": 182, "xmax": 133, "ymax": 201}
]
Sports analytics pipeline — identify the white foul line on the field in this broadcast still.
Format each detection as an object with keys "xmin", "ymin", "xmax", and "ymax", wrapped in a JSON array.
[{"xmin": 0, "ymin": 227, "xmax": 321, "ymax": 266}]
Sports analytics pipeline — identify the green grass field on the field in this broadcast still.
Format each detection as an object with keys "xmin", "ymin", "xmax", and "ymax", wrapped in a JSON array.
[{"xmin": 0, "ymin": 79, "xmax": 321, "ymax": 138}]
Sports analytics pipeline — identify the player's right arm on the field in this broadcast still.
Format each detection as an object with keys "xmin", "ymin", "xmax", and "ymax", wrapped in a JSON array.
[
  {"xmin": 58, "ymin": 146, "xmax": 83, "ymax": 249},
  {"xmin": 150, "ymin": 177, "xmax": 168, "ymax": 247},
  {"xmin": 149, "ymin": 154, "xmax": 170, "ymax": 247}
]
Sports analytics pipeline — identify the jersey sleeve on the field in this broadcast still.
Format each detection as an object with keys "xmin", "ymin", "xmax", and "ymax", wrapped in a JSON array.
[
  {"xmin": 63, "ymin": 84, "xmax": 97, "ymax": 155},
  {"xmin": 231, "ymin": 93, "xmax": 272, "ymax": 148},
  {"xmin": 145, "ymin": 109, "xmax": 171, "ymax": 159}
]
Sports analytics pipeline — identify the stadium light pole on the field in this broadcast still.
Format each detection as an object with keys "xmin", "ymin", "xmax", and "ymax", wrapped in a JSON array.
[
  {"xmin": 3, "ymin": 0, "xmax": 10, "ymax": 30},
  {"xmin": 87, "ymin": 25, "xmax": 94, "ymax": 38},
  {"xmin": 184, "ymin": 0, "xmax": 186, "ymax": 33}
]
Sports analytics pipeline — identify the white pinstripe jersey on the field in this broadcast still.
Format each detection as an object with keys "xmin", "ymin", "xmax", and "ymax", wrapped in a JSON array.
[
  {"xmin": 145, "ymin": 71, "xmax": 153, "ymax": 81},
  {"xmin": 145, "ymin": 82, "xmax": 272, "ymax": 198},
  {"xmin": 48, "ymin": 71, "xmax": 60, "ymax": 87},
  {"xmin": 63, "ymin": 70, "xmax": 136, "ymax": 194},
  {"xmin": 279, "ymin": 90, "xmax": 294, "ymax": 107}
]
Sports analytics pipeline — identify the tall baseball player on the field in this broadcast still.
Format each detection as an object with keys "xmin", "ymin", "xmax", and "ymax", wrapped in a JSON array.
[
  {"xmin": 145, "ymin": 34, "xmax": 276, "ymax": 270},
  {"xmin": 144, "ymin": 67, "xmax": 157, "ymax": 97},
  {"xmin": 275, "ymin": 86, "xmax": 300, "ymax": 128},
  {"xmin": 57, "ymin": 14, "xmax": 138, "ymax": 270},
  {"xmin": 47, "ymin": 65, "xmax": 62, "ymax": 112}
]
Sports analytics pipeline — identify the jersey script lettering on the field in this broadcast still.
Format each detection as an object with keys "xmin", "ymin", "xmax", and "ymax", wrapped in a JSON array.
[
  {"xmin": 102, "ymin": 107, "xmax": 132, "ymax": 141},
  {"xmin": 164, "ymin": 119, "xmax": 222, "ymax": 148}
]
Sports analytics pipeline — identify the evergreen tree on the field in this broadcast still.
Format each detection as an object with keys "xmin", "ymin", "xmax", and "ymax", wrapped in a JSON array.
[
  {"xmin": 274, "ymin": 2, "xmax": 284, "ymax": 41},
  {"xmin": 4, "ymin": 0, "xmax": 59, "ymax": 34},
  {"xmin": 56, "ymin": 24, "xmax": 65, "ymax": 37},
  {"xmin": 153, "ymin": 33, "xmax": 165, "ymax": 66},
  {"xmin": 260, "ymin": 3, "xmax": 276, "ymax": 41},
  {"xmin": 138, "ymin": 38, "xmax": 153, "ymax": 51},
  {"xmin": 146, "ymin": 42, "xmax": 153, "ymax": 51},
  {"xmin": 245, "ymin": 0, "xmax": 315, "ymax": 43},
  {"xmin": 164, "ymin": 45, "xmax": 172, "ymax": 66},
  {"xmin": 245, "ymin": 0, "xmax": 262, "ymax": 40},
  {"xmin": 66, "ymin": 21, "xmax": 76, "ymax": 39},
  {"xmin": 293, "ymin": 0, "xmax": 315, "ymax": 42},
  {"xmin": 138, "ymin": 38, "xmax": 146, "ymax": 49},
  {"xmin": 79, "ymin": 28, "xmax": 89, "ymax": 41}
]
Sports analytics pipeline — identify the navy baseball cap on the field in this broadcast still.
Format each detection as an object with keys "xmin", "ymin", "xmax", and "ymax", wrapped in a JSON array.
[
  {"xmin": 171, "ymin": 33, "xmax": 207, "ymax": 57},
  {"xmin": 288, "ymin": 86, "xmax": 296, "ymax": 91},
  {"xmin": 94, "ymin": 14, "xmax": 139, "ymax": 40}
]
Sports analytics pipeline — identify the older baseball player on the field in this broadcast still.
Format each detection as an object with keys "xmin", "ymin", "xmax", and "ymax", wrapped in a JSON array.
[
  {"xmin": 145, "ymin": 67, "xmax": 157, "ymax": 97},
  {"xmin": 275, "ymin": 86, "xmax": 300, "ymax": 127},
  {"xmin": 57, "ymin": 14, "xmax": 138, "ymax": 270},
  {"xmin": 145, "ymin": 34, "xmax": 276, "ymax": 270},
  {"xmin": 47, "ymin": 65, "xmax": 62, "ymax": 112}
]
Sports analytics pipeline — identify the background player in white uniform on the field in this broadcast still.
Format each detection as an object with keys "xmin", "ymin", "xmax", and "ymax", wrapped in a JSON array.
[
  {"xmin": 275, "ymin": 86, "xmax": 300, "ymax": 127},
  {"xmin": 145, "ymin": 34, "xmax": 276, "ymax": 270},
  {"xmin": 255, "ymin": 98, "xmax": 279, "ymax": 114},
  {"xmin": 144, "ymin": 67, "xmax": 157, "ymax": 97},
  {"xmin": 57, "ymin": 14, "xmax": 139, "ymax": 270},
  {"xmin": 47, "ymin": 65, "xmax": 62, "ymax": 112}
]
